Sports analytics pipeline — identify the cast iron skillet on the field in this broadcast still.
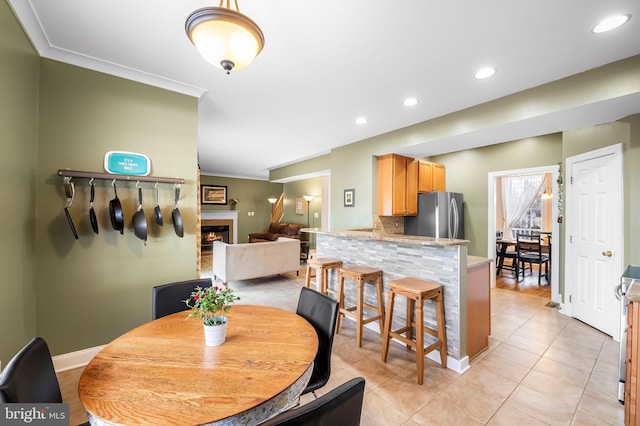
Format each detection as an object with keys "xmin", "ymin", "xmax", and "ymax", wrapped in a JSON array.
[
  {"xmin": 133, "ymin": 185, "xmax": 147, "ymax": 243},
  {"xmin": 154, "ymin": 184, "xmax": 163, "ymax": 226},
  {"xmin": 89, "ymin": 179, "xmax": 99, "ymax": 234},
  {"xmin": 64, "ymin": 178, "xmax": 78, "ymax": 239},
  {"xmin": 109, "ymin": 181, "xmax": 124, "ymax": 234},
  {"xmin": 172, "ymin": 184, "xmax": 183, "ymax": 238}
]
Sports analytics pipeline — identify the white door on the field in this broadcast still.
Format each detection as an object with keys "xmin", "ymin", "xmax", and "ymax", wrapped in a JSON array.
[{"xmin": 568, "ymin": 145, "xmax": 622, "ymax": 337}]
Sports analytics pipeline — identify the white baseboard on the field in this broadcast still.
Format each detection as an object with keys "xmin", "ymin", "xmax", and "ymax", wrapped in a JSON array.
[{"xmin": 52, "ymin": 345, "xmax": 105, "ymax": 372}]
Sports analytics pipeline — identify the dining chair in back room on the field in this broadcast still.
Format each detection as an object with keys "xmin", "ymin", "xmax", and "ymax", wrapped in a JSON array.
[
  {"xmin": 296, "ymin": 287, "xmax": 340, "ymax": 398},
  {"xmin": 152, "ymin": 278, "xmax": 213, "ymax": 320},
  {"xmin": 516, "ymin": 233, "xmax": 549, "ymax": 285}
]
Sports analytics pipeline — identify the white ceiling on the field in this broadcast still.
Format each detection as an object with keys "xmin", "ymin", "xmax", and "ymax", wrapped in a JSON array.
[{"xmin": 8, "ymin": 0, "xmax": 640, "ymax": 180}]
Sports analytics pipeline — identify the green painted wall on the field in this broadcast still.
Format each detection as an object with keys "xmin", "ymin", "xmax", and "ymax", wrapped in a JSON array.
[
  {"xmin": 0, "ymin": 0, "xmax": 39, "ymax": 365},
  {"xmin": 35, "ymin": 60, "xmax": 199, "ymax": 355},
  {"xmin": 622, "ymin": 115, "xmax": 640, "ymax": 267},
  {"xmin": 200, "ymin": 175, "xmax": 283, "ymax": 243},
  {"xmin": 269, "ymin": 154, "xmax": 331, "ymax": 182},
  {"xmin": 282, "ymin": 178, "xmax": 323, "ymax": 228},
  {"xmin": 429, "ymin": 134, "xmax": 563, "ymax": 257}
]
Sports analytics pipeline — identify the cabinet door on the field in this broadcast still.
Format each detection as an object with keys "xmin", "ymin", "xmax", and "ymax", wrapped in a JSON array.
[
  {"xmin": 391, "ymin": 155, "xmax": 407, "ymax": 215},
  {"xmin": 418, "ymin": 161, "xmax": 446, "ymax": 193},
  {"xmin": 626, "ymin": 302, "xmax": 633, "ymax": 424},
  {"xmin": 433, "ymin": 163, "xmax": 446, "ymax": 191},
  {"xmin": 405, "ymin": 159, "xmax": 418, "ymax": 215},
  {"xmin": 418, "ymin": 161, "xmax": 433, "ymax": 193}
]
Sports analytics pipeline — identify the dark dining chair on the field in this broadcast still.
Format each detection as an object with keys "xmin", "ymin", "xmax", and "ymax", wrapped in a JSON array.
[
  {"xmin": 260, "ymin": 377, "xmax": 365, "ymax": 426},
  {"xmin": 0, "ymin": 337, "xmax": 90, "ymax": 425},
  {"xmin": 296, "ymin": 287, "xmax": 340, "ymax": 397},
  {"xmin": 0, "ymin": 337, "xmax": 62, "ymax": 404},
  {"xmin": 152, "ymin": 278, "xmax": 212, "ymax": 320},
  {"xmin": 516, "ymin": 233, "xmax": 549, "ymax": 285},
  {"xmin": 496, "ymin": 240, "xmax": 518, "ymax": 277}
]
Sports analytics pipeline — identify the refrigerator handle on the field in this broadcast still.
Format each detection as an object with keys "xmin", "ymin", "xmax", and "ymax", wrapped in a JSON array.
[{"xmin": 450, "ymin": 197, "xmax": 458, "ymax": 239}]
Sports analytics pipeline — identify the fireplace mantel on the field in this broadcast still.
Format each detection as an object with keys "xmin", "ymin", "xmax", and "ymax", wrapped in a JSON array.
[{"xmin": 201, "ymin": 210, "xmax": 239, "ymax": 243}]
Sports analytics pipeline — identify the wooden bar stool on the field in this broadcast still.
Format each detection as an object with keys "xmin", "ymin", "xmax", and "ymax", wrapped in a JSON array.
[
  {"xmin": 305, "ymin": 257, "xmax": 342, "ymax": 296},
  {"xmin": 381, "ymin": 277, "xmax": 447, "ymax": 385},
  {"xmin": 336, "ymin": 265, "xmax": 384, "ymax": 347}
]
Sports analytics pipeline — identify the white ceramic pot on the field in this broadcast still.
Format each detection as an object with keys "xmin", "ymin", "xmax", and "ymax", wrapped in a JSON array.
[{"xmin": 203, "ymin": 317, "xmax": 228, "ymax": 347}]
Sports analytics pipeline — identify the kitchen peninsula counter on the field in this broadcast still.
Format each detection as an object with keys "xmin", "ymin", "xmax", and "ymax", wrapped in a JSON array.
[
  {"xmin": 303, "ymin": 227, "xmax": 490, "ymax": 372},
  {"xmin": 307, "ymin": 227, "xmax": 470, "ymax": 247}
]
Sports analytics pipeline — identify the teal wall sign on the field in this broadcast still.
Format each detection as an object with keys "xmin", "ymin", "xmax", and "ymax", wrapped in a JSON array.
[{"xmin": 104, "ymin": 151, "xmax": 151, "ymax": 176}]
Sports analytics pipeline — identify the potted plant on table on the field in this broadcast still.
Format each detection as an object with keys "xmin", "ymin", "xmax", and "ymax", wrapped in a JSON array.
[{"xmin": 185, "ymin": 282, "xmax": 240, "ymax": 346}]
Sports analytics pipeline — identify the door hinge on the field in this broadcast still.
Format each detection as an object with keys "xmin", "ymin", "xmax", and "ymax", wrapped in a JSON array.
[
  {"xmin": 570, "ymin": 176, "xmax": 573, "ymax": 184},
  {"xmin": 569, "ymin": 295, "xmax": 572, "ymax": 303},
  {"xmin": 570, "ymin": 235, "xmax": 573, "ymax": 243}
]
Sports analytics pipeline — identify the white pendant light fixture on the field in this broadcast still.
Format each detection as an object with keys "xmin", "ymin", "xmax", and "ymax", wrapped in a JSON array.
[{"xmin": 185, "ymin": 0, "xmax": 265, "ymax": 74}]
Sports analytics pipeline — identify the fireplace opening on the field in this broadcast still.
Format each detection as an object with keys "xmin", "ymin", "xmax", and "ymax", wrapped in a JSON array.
[{"xmin": 201, "ymin": 225, "xmax": 229, "ymax": 249}]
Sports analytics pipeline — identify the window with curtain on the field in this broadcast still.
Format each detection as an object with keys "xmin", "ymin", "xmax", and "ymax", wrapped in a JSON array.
[{"xmin": 501, "ymin": 174, "xmax": 545, "ymax": 238}]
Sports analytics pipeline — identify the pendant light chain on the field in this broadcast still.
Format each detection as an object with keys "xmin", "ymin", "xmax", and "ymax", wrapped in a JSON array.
[{"xmin": 218, "ymin": 0, "xmax": 241, "ymax": 12}]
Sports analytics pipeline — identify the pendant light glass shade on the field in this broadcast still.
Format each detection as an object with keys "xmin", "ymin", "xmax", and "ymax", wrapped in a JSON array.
[{"xmin": 185, "ymin": 2, "xmax": 264, "ymax": 74}]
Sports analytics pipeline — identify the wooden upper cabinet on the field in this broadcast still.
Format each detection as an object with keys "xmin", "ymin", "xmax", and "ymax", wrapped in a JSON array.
[
  {"xmin": 418, "ymin": 161, "xmax": 446, "ymax": 193},
  {"xmin": 378, "ymin": 154, "xmax": 417, "ymax": 216}
]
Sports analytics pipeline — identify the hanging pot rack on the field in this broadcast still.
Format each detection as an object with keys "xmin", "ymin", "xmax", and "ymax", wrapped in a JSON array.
[{"xmin": 57, "ymin": 169, "xmax": 184, "ymax": 185}]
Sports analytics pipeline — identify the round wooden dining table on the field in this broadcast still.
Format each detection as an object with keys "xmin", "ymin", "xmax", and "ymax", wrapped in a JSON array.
[{"xmin": 78, "ymin": 305, "xmax": 318, "ymax": 426}]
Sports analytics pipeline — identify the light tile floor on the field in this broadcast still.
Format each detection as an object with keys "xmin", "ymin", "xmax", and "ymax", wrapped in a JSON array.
[
  {"xmin": 228, "ymin": 272, "xmax": 623, "ymax": 425},
  {"xmin": 61, "ymin": 269, "xmax": 624, "ymax": 425}
]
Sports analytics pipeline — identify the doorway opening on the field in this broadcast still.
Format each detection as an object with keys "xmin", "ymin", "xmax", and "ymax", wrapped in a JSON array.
[{"xmin": 488, "ymin": 165, "xmax": 560, "ymax": 303}]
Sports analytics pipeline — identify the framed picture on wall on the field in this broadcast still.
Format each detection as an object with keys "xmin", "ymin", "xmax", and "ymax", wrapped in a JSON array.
[
  {"xmin": 201, "ymin": 185, "xmax": 227, "ymax": 205},
  {"xmin": 344, "ymin": 189, "xmax": 355, "ymax": 207},
  {"xmin": 295, "ymin": 196, "xmax": 304, "ymax": 214}
]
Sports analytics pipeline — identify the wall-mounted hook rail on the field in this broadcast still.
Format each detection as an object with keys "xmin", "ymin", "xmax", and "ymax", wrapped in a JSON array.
[{"xmin": 57, "ymin": 169, "xmax": 185, "ymax": 185}]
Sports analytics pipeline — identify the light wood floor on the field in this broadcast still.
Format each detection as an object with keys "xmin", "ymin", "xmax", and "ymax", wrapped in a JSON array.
[{"xmin": 495, "ymin": 264, "xmax": 552, "ymax": 299}]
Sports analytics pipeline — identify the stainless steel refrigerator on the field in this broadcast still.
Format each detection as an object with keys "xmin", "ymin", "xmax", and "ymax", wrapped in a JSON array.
[{"xmin": 404, "ymin": 192, "xmax": 464, "ymax": 239}]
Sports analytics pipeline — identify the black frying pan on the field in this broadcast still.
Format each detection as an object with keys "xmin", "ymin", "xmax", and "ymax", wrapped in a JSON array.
[
  {"xmin": 63, "ymin": 178, "xmax": 78, "ymax": 240},
  {"xmin": 109, "ymin": 181, "xmax": 124, "ymax": 234},
  {"xmin": 172, "ymin": 184, "xmax": 183, "ymax": 238},
  {"xmin": 133, "ymin": 186, "xmax": 147, "ymax": 243},
  {"xmin": 154, "ymin": 184, "xmax": 163, "ymax": 226},
  {"xmin": 89, "ymin": 179, "xmax": 98, "ymax": 234}
]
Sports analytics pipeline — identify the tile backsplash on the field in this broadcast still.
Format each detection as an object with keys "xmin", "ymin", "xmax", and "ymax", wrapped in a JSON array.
[{"xmin": 373, "ymin": 215, "xmax": 404, "ymax": 234}]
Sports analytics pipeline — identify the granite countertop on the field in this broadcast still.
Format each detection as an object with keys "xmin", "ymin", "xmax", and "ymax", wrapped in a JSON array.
[
  {"xmin": 302, "ymin": 227, "xmax": 470, "ymax": 247},
  {"xmin": 626, "ymin": 282, "xmax": 640, "ymax": 303},
  {"xmin": 467, "ymin": 255, "xmax": 493, "ymax": 268},
  {"xmin": 624, "ymin": 265, "xmax": 640, "ymax": 302}
]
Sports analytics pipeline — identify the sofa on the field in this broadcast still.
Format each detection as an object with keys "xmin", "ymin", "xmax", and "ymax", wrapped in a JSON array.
[
  {"xmin": 212, "ymin": 237, "xmax": 300, "ymax": 282},
  {"xmin": 248, "ymin": 222, "xmax": 302, "ymax": 243}
]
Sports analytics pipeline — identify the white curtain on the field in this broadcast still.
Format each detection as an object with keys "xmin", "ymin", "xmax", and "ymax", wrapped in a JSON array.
[{"xmin": 501, "ymin": 174, "xmax": 545, "ymax": 238}]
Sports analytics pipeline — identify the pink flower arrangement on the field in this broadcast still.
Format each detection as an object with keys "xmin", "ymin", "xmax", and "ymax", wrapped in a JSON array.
[{"xmin": 185, "ymin": 282, "xmax": 240, "ymax": 325}]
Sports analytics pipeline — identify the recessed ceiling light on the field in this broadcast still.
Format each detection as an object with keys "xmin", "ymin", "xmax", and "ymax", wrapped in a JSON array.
[
  {"xmin": 355, "ymin": 117, "xmax": 367, "ymax": 125},
  {"xmin": 474, "ymin": 67, "xmax": 496, "ymax": 79},
  {"xmin": 592, "ymin": 14, "xmax": 631, "ymax": 33},
  {"xmin": 403, "ymin": 98, "xmax": 419, "ymax": 107}
]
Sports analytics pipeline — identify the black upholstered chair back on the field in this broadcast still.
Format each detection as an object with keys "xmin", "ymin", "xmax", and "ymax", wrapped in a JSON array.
[
  {"xmin": 0, "ymin": 337, "xmax": 62, "ymax": 403},
  {"xmin": 261, "ymin": 377, "xmax": 365, "ymax": 426},
  {"xmin": 295, "ymin": 287, "xmax": 340, "ymax": 396},
  {"xmin": 152, "ymin": 278, "xmax": 213, "ymax": 320}
]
